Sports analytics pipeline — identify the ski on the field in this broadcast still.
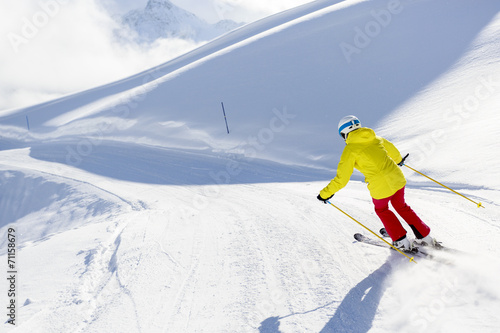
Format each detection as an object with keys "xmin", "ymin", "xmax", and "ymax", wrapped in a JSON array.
[
  {"xmin": 354, "ymin": 233, "xmax": 392, "ymax": 249},
  {"xmin": 353, "ymin": 232, "xmax": 428, "ymax": 258},
  {"xmin": 354, "ymin": 230, "xmax": 458, "ymax": 265}
]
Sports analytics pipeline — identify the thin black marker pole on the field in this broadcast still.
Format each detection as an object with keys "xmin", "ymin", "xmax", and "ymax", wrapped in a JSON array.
[
  {"xmin": 26, "ymin": 115, "xmax": 30, "ymax": 130},
  {"xmin": 221, "ymin": 102, "xmax": 230, "ymax": 134}
]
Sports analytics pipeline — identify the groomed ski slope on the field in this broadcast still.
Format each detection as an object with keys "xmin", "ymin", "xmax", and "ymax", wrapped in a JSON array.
[{"xmin": 1, "ymin": 0, "xmax": 500, "ymax": 332}]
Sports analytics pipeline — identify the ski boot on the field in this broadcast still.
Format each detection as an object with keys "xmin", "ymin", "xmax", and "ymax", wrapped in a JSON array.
[
  {"xmin": 393, "ymin": 235, "xmax": 413, "ymax": 252},
  {"xmin": 415, "ymin": 234, "xmax": 443, "ymax": 249}
]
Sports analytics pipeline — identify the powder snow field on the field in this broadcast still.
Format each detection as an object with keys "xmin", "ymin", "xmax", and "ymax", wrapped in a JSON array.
[{"xmin": 1, "ymin": 0, "xmax": 500, "ymax": 332}]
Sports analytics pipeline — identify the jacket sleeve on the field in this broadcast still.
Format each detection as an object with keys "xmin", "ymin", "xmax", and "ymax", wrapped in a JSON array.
[
  {"xmin": 381, "ymin": 137, "xmax": 403, "ymax": 164},
  {"xmin": 320, "ymin": 147, "xmax": 355, "ymax": 199}
]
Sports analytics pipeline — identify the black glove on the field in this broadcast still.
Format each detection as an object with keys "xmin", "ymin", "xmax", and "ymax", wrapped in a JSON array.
[
  {"xmin": 317, "ymin": 193, "xmax": 334, "ymax": 204},
  {"xmin": 398, "ymin": 153, "xmax": 409, "ymax": 167}
]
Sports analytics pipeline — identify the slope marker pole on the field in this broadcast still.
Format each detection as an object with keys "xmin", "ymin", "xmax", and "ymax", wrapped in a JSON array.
[{"xmin": 221, "ymin": 102, "xmax": 230, "ymax": 134}]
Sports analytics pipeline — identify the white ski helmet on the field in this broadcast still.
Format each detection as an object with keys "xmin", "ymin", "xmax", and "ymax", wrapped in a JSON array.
[{"xmin": 338, "ymin": 115, "xmax": 361, "ymax": 140}]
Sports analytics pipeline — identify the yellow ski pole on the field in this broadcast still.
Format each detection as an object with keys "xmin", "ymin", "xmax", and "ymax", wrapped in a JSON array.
[
  {"xmin": 404, "ymin": 164, "xmax": 484, "ymax": 208},
  {"xmin": 327, "ymin": 200, "xmax": 417, "ymax": 264}
]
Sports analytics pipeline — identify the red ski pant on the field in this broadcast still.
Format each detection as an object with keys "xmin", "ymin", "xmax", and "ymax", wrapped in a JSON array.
[{"xmin": 372, "ymin": 186, "xmax": 430, "ymax": 241}]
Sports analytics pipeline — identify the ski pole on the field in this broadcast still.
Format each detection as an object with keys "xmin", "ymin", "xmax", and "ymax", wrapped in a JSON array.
[
  {"xmin": 404, "ymin": 164, "xmax": 484, "ymax": 208},
  {"xmin": 326, "ymin": 200, "xmax": 417, "ymax": 264}
]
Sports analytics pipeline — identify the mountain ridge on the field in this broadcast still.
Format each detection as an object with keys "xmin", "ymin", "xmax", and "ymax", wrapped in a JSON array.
[{"xmin": 123, "ymin": 0, "xmax": 243, "ymax": 42}]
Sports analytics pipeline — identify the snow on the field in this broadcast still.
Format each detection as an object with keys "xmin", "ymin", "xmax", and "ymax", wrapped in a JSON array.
[{"xmin": 1, "ymin": 0, "xmax": 500, "ymax": 332}]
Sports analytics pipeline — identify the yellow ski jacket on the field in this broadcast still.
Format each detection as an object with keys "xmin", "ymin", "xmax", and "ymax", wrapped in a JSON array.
[{"xmin": 320, "ymin": 127, "xmax": 406, "ymax": 200}]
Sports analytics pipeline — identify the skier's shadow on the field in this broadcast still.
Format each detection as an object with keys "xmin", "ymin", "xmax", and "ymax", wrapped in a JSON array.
[
  {"xmin": 258, "ymin": 260, "xmax": 393, "ymax": 333},
  {"xmin": 319, "ymin": 261, "xmax": 393, "ymax": 333},
  {"xmin": 259, "ymin": 316, "xmax": 282, "ymax": 333}
]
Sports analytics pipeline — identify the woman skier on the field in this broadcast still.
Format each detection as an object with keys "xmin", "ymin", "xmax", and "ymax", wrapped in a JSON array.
[{"xmin": 316, "ymin": 115, "xmax": 436, "ymax": 251}]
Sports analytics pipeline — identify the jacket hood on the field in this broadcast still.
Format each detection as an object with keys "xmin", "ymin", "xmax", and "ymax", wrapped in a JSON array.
[{"xmin": 346, "ymin": 127, "xmax": 376, "ymax": 144}]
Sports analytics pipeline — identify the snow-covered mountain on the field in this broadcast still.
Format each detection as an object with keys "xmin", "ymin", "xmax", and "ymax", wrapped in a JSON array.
[
  {"xmin": 123, "ymin": 0, "xmax": 243, "ymax": 42},
  {"xmin": 1, "ymin": 0, "xmax": 500, "ymax": 332}
]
